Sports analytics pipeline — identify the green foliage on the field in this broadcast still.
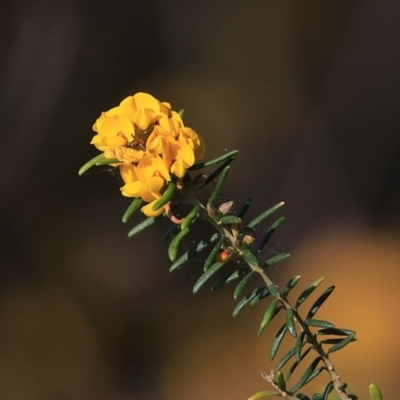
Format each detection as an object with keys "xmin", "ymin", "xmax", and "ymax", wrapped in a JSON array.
[{"xmin": 84, "ymin": 150, "xmax": 383, "ymax": 400}]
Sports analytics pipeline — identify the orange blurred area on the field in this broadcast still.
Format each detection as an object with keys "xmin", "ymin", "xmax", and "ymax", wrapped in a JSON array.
[{"xmin": 1, "ymin": 0, "xmax": 400, "ymax": 399}]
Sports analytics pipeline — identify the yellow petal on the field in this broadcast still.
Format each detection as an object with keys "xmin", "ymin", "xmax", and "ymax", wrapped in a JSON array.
[
  {"xmin": 133, "ymin": 92, "xmax": 161, "ymax": 113},
  {"xmin": 174, "ymin": 140, "xmax": 195, "ymax": 166},
  {"xmin": 115, "ymin": 147, "xmax": 144, "ymax": 164},
  {"xmin": 98, "ymin": 114, "xmax": 134, "ymax": 142},
  {"xmin": 120, "ymin": 181, "xmax": 143, "ymax": 197},
  {"xmin": 146, "ymin": 130, "xmax": 164, "ymax": 154},
  {"xmin": 90, "ymin": 135, "xmax": 108, "ymax": 151},
  {"xmin": 119, "ymin": 96, "xmax": 137, "ymax": 120},
  {"xmin": 133, "ymin": 108, "xmax": 155, "ymax": 131},
  {"xmin": 120, "ymin": 164, "xmax": 139, "ymax": 184},
  {"xmin": 194, "ymin": 134, "xmax": 206, "ymax": 161},
  {"xmin": 141, "ymin": 201, "xmax": 165, "ymax": 217},
  {"xmin": 103, "ymin": 135, "xmax": 127, "ymax": 149},
  {"xmin": 171, "ymin": 159, "xmax": 186, "ymax": 178}
]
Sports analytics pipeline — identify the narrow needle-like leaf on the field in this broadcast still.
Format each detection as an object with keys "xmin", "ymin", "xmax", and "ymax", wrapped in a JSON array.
[
  {"xmin": 369, "ymin": 384, "xmax": 383, "ymax": 400},
  {"xmin": 233, "ymin": 287, "xmax": 264, "ymax": 317},
  {"xmin": 95, "ymin": 157, "xmax": 119, "ymax": 166},
  {"xmin": 288, "ymin": 357, "xmax": 321, "ymax": 394},
  {"xmin": 255, "ymin": 217, "xmax": 285, "ymax": 253},
  {"xmin": 211, "ymin": 268, "xmax": 247, "ymax": 291},
  {"xmin": 169, "ymin": 233, "xmax": 219, "ymax": 272},
  {"xmin": 181, "ymin": 204, "xmax": 200, "ymax": 230},
  {"xmin": 306, "ymin": 286, "xmax": 335, "ymax": 319},
  {"xmin": 263, "ymin": 253, "xmax": 291, "ymax": 269},
  {"xmin": 152, "ymin": 181, "xmax": 176, "ymax": 211},
  {"xmin": 286, "ymin": 308, "xmax": 297, "ymax": 337},
  {"xmin": 258, "ymin": 299, "xmax": 281, "ymax": 336},
  {"xmin": 322, "ymin": 382, "xmax": 334, "ymax": 400},
  {"xmin": 78, "ymin": 153, "xmax": 105, "ymax": 175},
  {"xmin": 128, "ymin": 215, "xmax": 164, "ymax": 238},
  {"xmin": 193, "ymin": 261, "xmax": 226, "ymax": 293},
  {"xmin": 189, "ymin": 150, "xmax": 239, "ymax": 170},
  {"xmin": 203, "ymin": 235, "xmax": 224, "ymax": 271},
  {"xmin": 234, "ymin": 271, "xmax": 255, "ymax": 299},
  {"xmin": 295, "ymin": 276, "xmax": 325, "ymax": 308},
  {"xmin": 122, "ymin": 198, "xmax": 143, "ymax": 223},
  {"xmin": 327, "ymin": 332, "xmax": 356, "ymax": 354},
  {"xmin": 237, "ymin": 197, "xmax": 253, "ymax": 218},
  {"xmin": 270, "ymin": 323, "xmax": 288, "ymax": 361},
  {"xmin": 168, "ymin": 227, "xmax": 190, "ymax": 262},
  {"xmin": 283, "ymin": 275, "xmax": 301, "ymax": 296},
  {"xmin": 246, "ymin": 202, "xmax": 285, "ymax": 230},
  {"xmin": 207, "ymin": 166, "xmax": 230, "ymax": 208},
  {"xmin": 305, "ymin": 319, "xmax": 335, "ymax": 329}
]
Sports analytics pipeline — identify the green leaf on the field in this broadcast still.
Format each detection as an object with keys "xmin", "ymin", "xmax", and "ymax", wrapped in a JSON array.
[
  {"xmin": 207, "ymin": 166, "xmax": 230, "ymax": 208},
  {"xmin": 193, "ymin": 262, "xmax": 226, "ymax": 293},
  {"xmin": 296, "ymin": 394, "xmax": 310, "ymax": 400},
  {"xmin": 242, "ymin": 249, "xmax": 259, "ymax": 267},
  {"xmin": 247, "ymin": 391, "xmax": 281, "ymax": 400},
  {"xmin": 246, "ymin": 202, "xmax": 285, "ymax": 230},
  {"xmin": 288, "ymin": 357, "xmax": 322, "ymax": 394},
  {"xmin": 233, "ymin": 271, "xmax": 255, "ymax": 299},
  {"xmin": 162, "ymin": 224, "xmax": 180, "ymax": 243},
  {"xmin": 305, "ymin": 319, "xmax": 335, "ymax": 329},
  {"xmin": 78, "ymin": 153, "xmax": 105, "ymax": 175},
  {"xmin": 169, "ymin": 233, "xmax": 220, "ymax": 272},
  {"xmin": 152, "ymin": 181, "xmax": 176, "ymax": 211},
  {"xmin": 211, "ymin": 268, "xmax": 248, "ymax": 291},
  {"xmin": 270, "ymin": 323, "xmax": 288, "ymax": 361},
  {"xmin": 369, "ymin": 384, "xmax": 383, "ymax": 400},
  {"xmin": 122, "ymin": 198, "xmax": 144, "ymax": 223},
  {"xmin": 294, "ymin": 331, "xmax": 307, "ymax": 362},
  {"xmin": 287, "ymin": 345, "xmax": 312, "ymax": 381},
  {"xmin": 319, "ymin": 338, "xmax": 344, "ymax": 345},
  {"xmin": 258, "ymin": 299, "xmax": 281, "ymax": 336},
  {"xmin": 127, "ymin": 215, "xmax": 163, "ymax": 238},
  {"xmin": 233, "ymin": 287, "xmax": 264, "ymax": 317},
  {"xmin": 255, "ymin": 217, "xmax": 285, "ymax": 253},
  {"xmin": 95, "ymin": 157, "xmax": 119, "ymax": 166},
  {"xmin": 275, "ymin": 371, "xmax": 286, "ymax": 392},
  {"xmin": 316, "ymin": 328, "xmax": 355, "ymax": 336},
  {"xmin": 180, "ymin": 204, "xmax": 200, "ymax": 230},
  {"xmin": 295, "ymin": 276, "xmax": 325, "ymax": 308},
  {"xmin": 322, "ymin": 382, "xmax": 334, "ymax": 400},
  {"xmin": 168, "ymin": 227, "xmax": 190, "ymax": 262},
  {"xmin": 237, "ymin": 197, "xmax": 253, "ymax": 218},
  {"xmin": 277, "ymin": 347, "xmax": 295, "ymax": 371},
  {"xmin": 312, "ymin": 394, "xmax": 323, "ymax": 400},
  {"xmin": 268, "ymin": 284, "xmax": 281, "ymax": 297},
  {"xmin": 326, "ymin": 332, "xmax": 356, "ymax": 354},
  {"xmin": 250, "ymin": 288, "xmax": 271, "ymax": 306},
  {"xmin": 306, "ymin": 286, "xmax": 335, "ymax": 319},
  {"xmin": 203, "ymin": 235, "xmax": 225, "ymax": 271},
  {"xmin": 283, "ymin": 275, "xmax": 301, "ymax": 296},
  {"xmin": 286, "ymin": 308, "xmax": 297, "ymax": 337},
  {"xmin": 219, "ymin": 215, "xmax": 242, "ymax": 224},
  {"xmin": 178, "ymin": 109, "xmax": 185, "ymax": 118},
  {"xmin": 263, "ymin": 253, "xmax": 291, "ymax": 268},
  {"xmin": 189, "ymin": 150, "xmax": 239, "ymax": 171}
]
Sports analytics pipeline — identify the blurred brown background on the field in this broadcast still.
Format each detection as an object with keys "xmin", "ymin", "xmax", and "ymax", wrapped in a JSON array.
[{"xmin": 1, "ymin": 0, "xmax": 400, "ymax": 399}]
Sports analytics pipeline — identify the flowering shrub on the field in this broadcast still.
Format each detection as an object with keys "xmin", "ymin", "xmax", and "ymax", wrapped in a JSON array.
[
  {"xmin": 79, "ymin": 93, "xmax": 383, "ymax": 400},
  {"xmin": 88, "ymin": 92, "xmax": 205, "ymax": 216}
]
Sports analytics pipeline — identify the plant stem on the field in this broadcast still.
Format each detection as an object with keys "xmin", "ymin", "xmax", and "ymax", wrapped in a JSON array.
[
  {"xmin": 252, "ymin": 263, "xmax": 350, "ymax": 400},
  {"xmin": 199, "ymin": 201, "xmax": 351, "ymax": 400}
]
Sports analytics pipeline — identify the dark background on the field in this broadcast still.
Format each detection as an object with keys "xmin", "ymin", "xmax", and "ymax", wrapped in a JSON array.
[{"xmin": 1, "ymin": 1, "xmax": 400, "ymax": 399}]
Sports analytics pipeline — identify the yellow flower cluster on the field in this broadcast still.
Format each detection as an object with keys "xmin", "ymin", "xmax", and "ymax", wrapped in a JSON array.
[{"xmin": 91, "ymin": 92, "xmax": 206, "ymax": 216}]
